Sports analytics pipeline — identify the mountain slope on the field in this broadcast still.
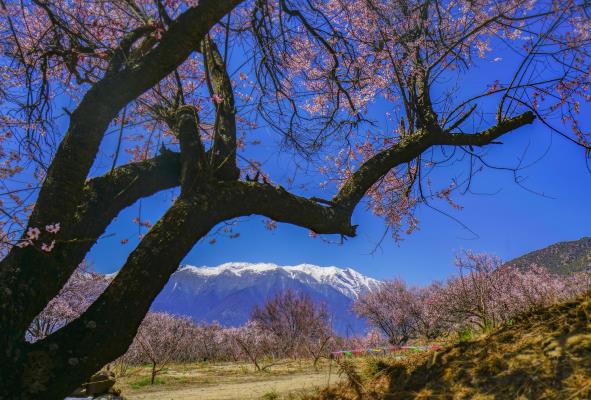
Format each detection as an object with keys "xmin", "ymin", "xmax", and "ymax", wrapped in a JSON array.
[
  {"xmin": 506, "ymin": 237, "xmax": 591, "ymax": 275},
  {"xmin": 151, "ymin": 263, "xmax": 381, "ymax": 335}
]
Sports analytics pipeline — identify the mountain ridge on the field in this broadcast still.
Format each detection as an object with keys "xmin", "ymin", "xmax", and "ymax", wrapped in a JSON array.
[
  {"xmin": 142, "ymin": 237, "xmax": 590, "ymax": 334},
  {"xmin": 151, "ymin": 262, "xmax": 381, "ymax": 335},
  {"xmin": 506, "ymin": 236, "xmax": 591, "ymax": 275}
]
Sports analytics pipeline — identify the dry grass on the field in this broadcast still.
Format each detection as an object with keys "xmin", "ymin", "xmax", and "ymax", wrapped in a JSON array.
[
  {"xmin": 111, "ymin": 294, "xmax": 591, "ymax": 399},
  {"xmin": 112, "ymin": 359, "xmax": 340, "ymax": 399},
  {"xmin": 314, "ymin": 293, "xmax": 591, "ymax": 400}
]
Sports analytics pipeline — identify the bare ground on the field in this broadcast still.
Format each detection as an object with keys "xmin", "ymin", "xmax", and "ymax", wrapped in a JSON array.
[{"xmin": 125, "ymin": 371, "xmax": 337, "ymax": 400}]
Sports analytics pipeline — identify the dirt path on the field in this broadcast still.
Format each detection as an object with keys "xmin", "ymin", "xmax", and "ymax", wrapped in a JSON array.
[{"xmin": 125, "ymin": 372, "xmax": 339, "ymax": 400}]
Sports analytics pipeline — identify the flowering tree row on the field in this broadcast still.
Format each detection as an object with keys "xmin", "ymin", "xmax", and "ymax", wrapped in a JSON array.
[
  {"xmin": 354, "ymin": 251, "xmax": 591, "ymax": 345},
  {"xmin": 119, "ymin": 291, "xmax": 339, "ymax": 380},
  {"xmin": 1, "ymin": 0, "xmax": 590, "ymax": 396},
  {"xmin": 33, "ymin": 284, "xmax": 341, "ymax": 381},
  {"xmin": 26, "ymin": 261, "xmax": 109, "ymax": 343}
]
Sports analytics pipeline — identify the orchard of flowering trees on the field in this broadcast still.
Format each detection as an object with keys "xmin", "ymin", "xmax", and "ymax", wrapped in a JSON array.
[
  {"xmin": 34, "ymin": 253, "xmax": 591, "ymax": 386},
  {"xmin": 114, "ymin": 292, "xmax": 342, "ymax": 380},
  {"xmin": 26, "ymin": 262, "xmax": 108, "ymax": 343},
  {"xmin": 123, "ymin": 312, "xmax": 194, "ymax": 385},
  {"xmin": 251, "ymin": 289, "xmax": 334, "ymax": 369},
  {"xmin": 37, "ymin": 253, "xmax": 591, "ymax": 385},
  {"xmin": 353, "ymin": 279, "xmax": 445, "ymax": 345},
  {"xmin": 32, "ymin": 282, "xmax": 341, "ymax": 381},
  {"xmin": 1, "ymin": 0, "xmax": 591, "ymax": 397},
  {"xmin": 354, "ymin": 251, "xmax": 591, "ymax": 345}
]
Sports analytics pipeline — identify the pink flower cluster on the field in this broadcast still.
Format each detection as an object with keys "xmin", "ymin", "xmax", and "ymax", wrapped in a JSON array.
[
  {"xmin": 355, "ymin": 250, "xmax": 591, "ymax": 344},
  {"xmin": 16, "ymin": 222, "xmax": 60, "ymax": 251}
]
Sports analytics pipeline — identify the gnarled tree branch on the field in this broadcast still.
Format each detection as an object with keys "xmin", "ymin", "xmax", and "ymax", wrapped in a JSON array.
[
  {"xmin": 334, "ymin": 112, "xmax": 535, "ymax": 212},
  {"xmin": 201, "ymin": 36, "xmax": 240, "ymax": 180},
  {"xmin": 0, "ymin": 0, "xmax": 242, "ymax": 342},
  {"xmin": 176, "ymin": 106, "xmax": 208, "ymax": 194}
]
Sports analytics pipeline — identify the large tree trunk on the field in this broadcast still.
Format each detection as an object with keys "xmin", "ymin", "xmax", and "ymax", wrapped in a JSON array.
[
  {"xmin": 0, "ymin": 0, "xmax": 538, "ymax": 392},
  {"xmin": 0, "ymin": 190, "xmax": 224, "ymax": 399},
  {"xmin": 0, "ymin": 1, "xmax": 242, "ymax": 398}
]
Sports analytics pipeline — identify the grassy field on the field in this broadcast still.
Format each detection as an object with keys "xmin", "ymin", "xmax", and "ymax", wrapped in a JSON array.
[
  {"xmin": 113, "ymin": 359, "xmax": 343, "ymax": 400},
  {"xmin": 110, "ymin": 293, "xmax": 591, "ymax": 400}
]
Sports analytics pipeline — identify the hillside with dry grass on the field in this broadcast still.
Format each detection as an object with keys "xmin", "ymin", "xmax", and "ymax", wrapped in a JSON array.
[
  {"xmin": 507, "ymin": 237, "xmax": 591, "ymax": 275},
  {"xmin": 318, "ymin": 293, "xmax": 591, "ymax": 400}
]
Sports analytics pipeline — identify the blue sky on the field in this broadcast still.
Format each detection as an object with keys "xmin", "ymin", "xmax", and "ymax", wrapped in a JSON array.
[
  {"xmin": 88, "ymin": 120, "xmax": 591, "ymax": 285},
  {"xmin": 87, "ymin": 39, "xmax": 591, "ymax": 286}
]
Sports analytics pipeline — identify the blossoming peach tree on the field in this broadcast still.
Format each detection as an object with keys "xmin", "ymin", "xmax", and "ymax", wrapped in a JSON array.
[
  {"xmin": 354, "ymin": 251, "xmax": 591, "ymax": 344},
  {"xmin": 0, "ymin": 0, "xmax": 590, "ymax": 398}
]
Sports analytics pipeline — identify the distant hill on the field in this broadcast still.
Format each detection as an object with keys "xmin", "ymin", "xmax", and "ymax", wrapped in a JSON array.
[
  {"xmin": 506, "ymin": 237, "xmax": 591, "ymax": 275},
  {"xmin": 151, "ymin": 262, "xmax": 381, "ymax": 335}
]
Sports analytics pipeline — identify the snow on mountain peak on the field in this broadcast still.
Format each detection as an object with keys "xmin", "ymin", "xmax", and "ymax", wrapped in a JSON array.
[
  {"xmin": 152, "ymin": 262, "xmax": 381, "ymax": 334},
  {"xmin": 179, "ymin": 262, "xmax": 380, "ymax": 298}
]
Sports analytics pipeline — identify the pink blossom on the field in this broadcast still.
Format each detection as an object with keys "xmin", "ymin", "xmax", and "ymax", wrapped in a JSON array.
[
  {"xmin": 26, "ymin": 227, "xmax": 41, "ymax": 240},
  {"xmin": 16, "ymin": 240, "xmax": 33, "ymax": 248},
  {"xmin": 45, "ymin": 223, "xmax": 60, "ymax": 234},
  {"xmin": 251, "ymin": 290, "xmax": 333, "ymax": 366},
  {"xmin": 263, "ymin": 219, "xmax": 278, "ymax": 231},
  {"xmin": 212, "ymin": 94, "xmax": 223, "ymax": 104},
  {"xmin": 27, "ymin": 262, "xmax": 108, "ymax": 341},
  {"xmin": 124, "ymin": 312, "xmax": 194, "ymax": 383},
  {"xmin": 154, "ymin": 26, "xmax": 165, "ymax": 41},
  {"xmin": 41, "ymin": 241, "xmax": 55, "ymax": 252},
  {"xmin": 355, "ymin": 250, "xmax": 591, "ymax": 341}
]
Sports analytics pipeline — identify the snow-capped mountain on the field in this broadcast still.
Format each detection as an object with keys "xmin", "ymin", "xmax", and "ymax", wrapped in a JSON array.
[{"xmin": 151, "ymin": 262, "xmax": 380, "ymax": 335}]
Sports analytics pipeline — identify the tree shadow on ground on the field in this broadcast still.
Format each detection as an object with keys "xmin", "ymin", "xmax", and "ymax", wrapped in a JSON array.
[{"xmin": 381, "ymin": 295, "xmax": 591, "ymax": 400}]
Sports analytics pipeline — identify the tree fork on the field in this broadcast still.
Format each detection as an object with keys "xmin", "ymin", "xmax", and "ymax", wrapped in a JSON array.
[{"xmin": 0, "ymin": 0, "xmax": 243, "ymax": 348}]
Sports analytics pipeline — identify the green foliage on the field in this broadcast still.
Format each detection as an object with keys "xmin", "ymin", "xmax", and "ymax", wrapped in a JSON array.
[
  {"xmin": 362, "ymin": 357, "xmax": 390, "ymax": 379},
  {"xmin": 458, "ymin": 327, "xmax": 478, "ymax": 342},
  {"xmin": 130, "ymin": 376, "xmax": 165, "ymax": 389},
  {"xmin": 261, "ymin": 389, "xmax": 280, "ymax": 400},
  {"xmin": 482, "ymin": 319, "xmax": 495, "ymax": 333},
  {"xmin": 506, "ymin": 237, "xmax": 591, "ymax": 275}
]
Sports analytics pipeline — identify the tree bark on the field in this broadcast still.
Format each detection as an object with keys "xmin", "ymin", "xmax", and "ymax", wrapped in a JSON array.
[
  {"xmin": 0, "ymin": 0, "xmax": 243, "ymax": 351},
  {"xmin": 151, "ymin": 362, "xmax": 157, "ymax": 385}
]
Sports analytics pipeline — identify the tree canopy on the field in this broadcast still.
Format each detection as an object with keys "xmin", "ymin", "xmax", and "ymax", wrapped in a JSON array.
[{"xmin": 0, "ymin": 0, "xmax": 590, "ymax": 398}]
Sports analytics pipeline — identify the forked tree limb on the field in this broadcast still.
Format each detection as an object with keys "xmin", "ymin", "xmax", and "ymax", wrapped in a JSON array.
[
  {"xmin": 201, "ymin": 36, "xmax": 240, "ymax": 180},
  {"xmin": 0, "ymin": 0, "xmax": 243, "ymax": 345},
  {"xmin": 4, "ymin": 110, "xmax": 535, "ymax": 399},
  {"xmin": 334, "ymin": 112, "xmax": 534, "ymax": 212}
]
